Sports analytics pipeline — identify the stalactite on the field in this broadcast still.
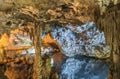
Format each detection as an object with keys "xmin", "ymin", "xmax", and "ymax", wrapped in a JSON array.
[
  {"xmin": 33, "ymin": 22, "xmax": 41, "ymax": 79},
  {"xmin": 96, "ymin": 4, "xmax": 120, "ymax": 79},
  {"xmin": 32, "ymin": 22, "xmax": 52, "ymax": 79}
]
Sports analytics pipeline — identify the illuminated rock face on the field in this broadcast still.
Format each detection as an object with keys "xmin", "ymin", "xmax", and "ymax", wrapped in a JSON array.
[
  {"xmin": 50, "ymin": 22, "xmax": 110, "ymax": 58},
  {"xmin": 59, "ymin": 56, "xmax": 109, "ymax": 79}
]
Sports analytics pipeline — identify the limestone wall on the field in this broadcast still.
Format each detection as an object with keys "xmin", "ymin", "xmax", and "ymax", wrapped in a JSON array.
[{"xmin": 96, "ymin": 2, "xmax": 120, "ymax": 79}]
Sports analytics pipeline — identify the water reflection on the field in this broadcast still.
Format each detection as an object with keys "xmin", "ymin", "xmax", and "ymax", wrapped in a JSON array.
[{"xmin": 60, "ymin": 56, "xmax": 109, "ymax": 79}]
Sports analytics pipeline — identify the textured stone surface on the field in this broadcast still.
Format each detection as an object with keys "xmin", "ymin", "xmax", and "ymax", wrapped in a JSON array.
[
  {"xmin": 5, "ymin": 63, "xmax": 33, "ymax": 79},
  {"xmin": 0, "ymin": 65, "xmax": 7, "ymax": 79},
  {"xmin": 95, "ymin": 0, "xmax": 120, "ymax": 15},
  {"xmin": 96, "ymin": 2, "xmax": 120, "ymax": 79},
  {"xmin": 0, "ymin": 22, "xmax": 110, "ymax": 58},
  {"xmin": 50, "ymin": 22, "xmax": 110, "ymax": 58},
  {"xmin": 1, "ymin": 0, "xmax": 119, "ymax": 79},
  {"xmin": 0, "ymin": 0, "xmax": 97, "ymax": 35}
]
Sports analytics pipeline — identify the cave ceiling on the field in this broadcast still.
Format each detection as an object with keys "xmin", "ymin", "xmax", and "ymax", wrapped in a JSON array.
[{"xmin": 0, "ymin": 0, "xmax": 119, "ymax": 36}]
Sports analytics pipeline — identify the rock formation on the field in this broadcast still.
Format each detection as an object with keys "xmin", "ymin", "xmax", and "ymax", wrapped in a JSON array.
[{"xmin": 0, "ymin": 0, "xmax": 120, "ymax": 79}]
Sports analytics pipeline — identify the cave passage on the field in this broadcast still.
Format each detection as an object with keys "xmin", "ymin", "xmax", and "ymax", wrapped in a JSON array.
[{"xmin": 0, "ymin": 22, "xmax": 110, "ymax": 79}]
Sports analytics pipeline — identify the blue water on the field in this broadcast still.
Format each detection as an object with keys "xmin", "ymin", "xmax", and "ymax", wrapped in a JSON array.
[{"xmin": 59, "ymin": 56, "xmax": 109, "ymax": 79}]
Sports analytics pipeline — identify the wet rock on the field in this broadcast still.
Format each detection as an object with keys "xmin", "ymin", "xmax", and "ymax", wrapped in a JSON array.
[{"xmin": 59, "ymin": 56, "xmax": 109, "ymax": 79}]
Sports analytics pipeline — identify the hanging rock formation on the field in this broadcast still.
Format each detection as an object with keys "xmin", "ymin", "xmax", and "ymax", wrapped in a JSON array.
[{"xmin": 95, "ymin": 1, "xmax": 120, "ymax": 79}]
